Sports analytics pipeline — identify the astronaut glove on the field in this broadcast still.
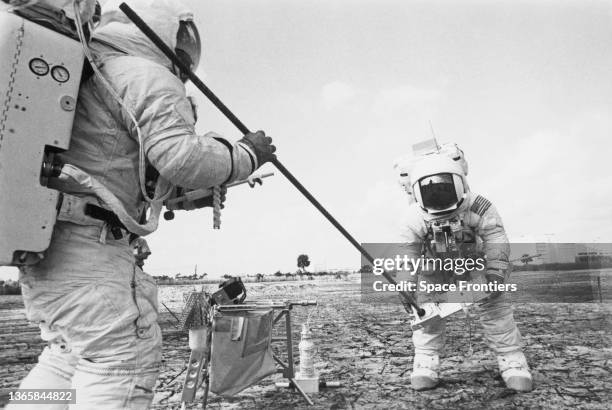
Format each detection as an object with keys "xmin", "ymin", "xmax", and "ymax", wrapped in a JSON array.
[{"xmin": 239, "ymin": 130, "xmax": 277, "ymax": 168}]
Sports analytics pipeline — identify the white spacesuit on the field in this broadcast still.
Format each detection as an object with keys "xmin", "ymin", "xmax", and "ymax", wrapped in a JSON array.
[
  {"xmin": 9, "ymin": 0, "xmax": 274, "ymax": 408},
  {"xmin": 396, "ymin": 146, "xmax": 533, "ymax": 392}
]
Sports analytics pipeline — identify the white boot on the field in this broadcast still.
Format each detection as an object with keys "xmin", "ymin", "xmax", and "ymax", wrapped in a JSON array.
[
  {"xmin": 410, "ymin": 353, "xmax": 440, "ymax": 390},
  {"xmin": 497, "ymin": 351, "xmax": 533, "ymax": 392}
]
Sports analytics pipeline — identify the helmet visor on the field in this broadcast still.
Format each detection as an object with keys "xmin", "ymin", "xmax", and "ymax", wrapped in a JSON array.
[
  {"xmin": 418, "ymin": 173, "xmax": 460, "ymax": 210},
  {"xmin": 176, "ymin": 20, "xmax": 201, "ymax": 73}
]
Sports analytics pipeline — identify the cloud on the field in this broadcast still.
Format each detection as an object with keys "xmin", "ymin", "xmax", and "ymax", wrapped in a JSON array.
[
  {"xmin": 320, "ymin": 81, "xmax": 359, "ymax": 111},
  {"xmin": 370, "ymin": 84, "xmax": 442, "ymax": 120}
]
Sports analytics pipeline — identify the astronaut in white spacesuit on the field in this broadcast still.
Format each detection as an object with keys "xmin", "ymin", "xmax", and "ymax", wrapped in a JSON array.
[
  {"xmin": 395, "ymin": 143, "xmax": 533, "ymax": 392},
  {"xmin": 9, "ymin": 0, "xmax": 275, "ymax": 408}
]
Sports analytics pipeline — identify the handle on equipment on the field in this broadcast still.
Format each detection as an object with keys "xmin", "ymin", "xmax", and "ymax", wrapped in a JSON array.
[
  {"xmin": 166, "ymin": 172, "xmax": 274, "ymax": 208},
  {"xmin": 118, "ymin": 2, "xmax": 424, "ymax": 316}
]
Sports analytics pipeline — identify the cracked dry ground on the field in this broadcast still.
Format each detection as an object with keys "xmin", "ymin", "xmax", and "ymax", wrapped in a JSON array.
[{"xmin": 1, "ymin": 275, "xmax": 611, "ymax": 409}]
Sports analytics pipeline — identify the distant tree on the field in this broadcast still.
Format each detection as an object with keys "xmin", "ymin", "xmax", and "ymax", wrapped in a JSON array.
[
  {"xmin": 0, "ymin": 280, "xmax": 21, "ymax": 295},
  {"xmin": 333, "ymin": 271, "xmax": 349, "ymax": 280},
  {"xmin": 273, "ymin": 270, "xmax": 283, "ymax": 277},
  {"xmin": 297, "ymin": 254, "xmax": 311, "ymax": 273},
  {"xmin": 520, "ymin": 254, "xmax": 534, "ymax": 265},
  {"xmin": 359, "ymin": 264, "xmax": 373, "ymax": 273},
  {"xmin": 255, "ymin": 273, "xmax": 265, "ymax": 282},
  {"xmin": 222, "ymin": 274, "xmax": 232, "ymax": 280}
]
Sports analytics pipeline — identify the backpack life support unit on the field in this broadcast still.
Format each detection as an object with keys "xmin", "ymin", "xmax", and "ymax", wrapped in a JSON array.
[{"xmin": 0, "ymin": 1, "xmax": 89, "ymax": 265}]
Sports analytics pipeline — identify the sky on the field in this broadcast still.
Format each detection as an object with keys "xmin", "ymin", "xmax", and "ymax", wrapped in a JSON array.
[{"xmin": 2, "ymin": 0, "xmax": 612, "ymax": 280}]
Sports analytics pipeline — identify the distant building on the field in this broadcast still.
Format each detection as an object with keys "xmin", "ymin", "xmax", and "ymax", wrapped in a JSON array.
[
  {"xmin": 575, "ymin": 244, "xmax": 612, "ymax": 264},
  {"xmin": 531, "ymin": 243, "xmax": 612, "ymax": 264},
  {"xmin": 535, "ymin": 243, "xmax": 581, "ymax": 264}
]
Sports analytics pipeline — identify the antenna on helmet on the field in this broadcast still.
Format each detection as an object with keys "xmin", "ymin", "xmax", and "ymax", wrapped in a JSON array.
[
  {"xmin": 428, "ymin": 121, "xmax": 440, "ymax": 153},
  {"xmin": 412, "ymin": 123, "xmax": 440, "ymax": 157}
]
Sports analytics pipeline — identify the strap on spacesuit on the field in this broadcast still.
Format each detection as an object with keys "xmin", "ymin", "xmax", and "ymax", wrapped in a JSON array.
[
  {"xmin": 57, "ymin": 193, "xmax": 119, "ymax": 227},
  {"xmin": 56, "ymin": 192, "xmax": 137, "ymax": 240},
  {"xmin": 91, "ymin": 37, "xmax": 130, "ymax": 55},
  {"xmin": 57, "ymin": 164, "xmax": 166, "ymax": 237}
]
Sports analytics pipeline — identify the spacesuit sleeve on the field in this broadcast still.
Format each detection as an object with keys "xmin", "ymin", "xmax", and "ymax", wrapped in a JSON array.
[
  {"xmin": 397, "ymin": 209, "xmax": 424, "ymax": 283},
  {"xmin": 118, "ymin": 65, "xmax": 255, "ymax": 189},
  {"xmin": 477, "ymin": 203, "xmax": 510, "ymax": 271},
  {"xmin": 399, "ymin": 208, "xmax": 425, "ymax": 258}
]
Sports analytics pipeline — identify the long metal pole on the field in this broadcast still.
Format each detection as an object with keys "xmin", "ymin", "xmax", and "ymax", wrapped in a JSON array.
[{"xmin": 118, "ymin": 3, "xmax": 423, "ymax": 316}]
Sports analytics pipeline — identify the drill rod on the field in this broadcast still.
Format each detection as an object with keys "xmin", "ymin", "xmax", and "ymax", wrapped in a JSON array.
[{"xmin": 119, "ymin": 2, "xmax": 423, "ymax": 316}]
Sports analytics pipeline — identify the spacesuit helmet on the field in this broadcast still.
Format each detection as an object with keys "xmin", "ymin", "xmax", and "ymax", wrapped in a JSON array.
[
  {"xmin": 94, "ymin": 0, "xmax": 201, "ymax": 82},
  {"xmin": 175, "ymin": 17, "xmax": 201, "ymax": 82},
  {"xmin": 410, "ymin": 155, "xmax": 468, "ymax": 214}
]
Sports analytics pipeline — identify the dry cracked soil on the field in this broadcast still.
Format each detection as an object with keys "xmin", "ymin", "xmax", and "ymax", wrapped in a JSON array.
[{"xmin": 1, "ymin": 271, "xmax": 611, "ymax": 409}]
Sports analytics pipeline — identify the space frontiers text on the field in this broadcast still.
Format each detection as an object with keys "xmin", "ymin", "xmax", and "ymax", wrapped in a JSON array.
[{"xmin": 372, "ymin": 255, "xmax": 486, "ymax": 276}]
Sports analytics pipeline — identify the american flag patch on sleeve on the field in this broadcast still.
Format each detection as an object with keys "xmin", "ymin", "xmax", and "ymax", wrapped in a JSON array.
[{"xmin": 470, "ymin": 195, "xmax": 492, "ymax": 216}]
